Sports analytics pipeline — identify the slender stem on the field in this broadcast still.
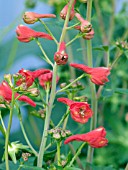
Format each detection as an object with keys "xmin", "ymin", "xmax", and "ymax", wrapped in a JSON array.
[
  {"xmin": 56, "ymin": 73, "xmax": 86, "ymax": 94},
  {"xmin": 111, "ymin": 51, "xmax": 123, "ymax": 68},
  {"xmin": 66, "ymin": 22, "xmax": 80, "ymax": 30},
  {"xmin": 66, "ymin": 35, "xmax": 79, "ymax": 47},
  {"xmin": 57, "ymin": 142, "xmax": 61, "ymax": 166},
  {"xmin": 86, "ymin": 0, "xmax": 98, "ymax": 165},
  {"xmin": 35, "ymin": 39, "xmax": 53, "ymax": 67},
  {"xmin": 59, "ymin": 0, "xmax": 76, "ymax": 43},
  {"xmin": 56, "ymin": 109, "xmax": 69, "ymax": 128},
  {"xmin": 0, "ymin": 111, "xmax": 6, "ymax": 133},
  {"xmin": 5, "ymin": 89, "xmax": 15, "ymax": 170},
  {"xmin": 69, "ymin": 142, "xmax": 86, "ymax": 167},
  {"xmin": 68, "ymin": 143, "xmax": 84, "ymax": 170},
  {"xmin": 18, "ymin": 113, "xmax": 38, "ymax": 157},
  {"xmin": 37, "ymin": 0, "xmax": 75, "ymax": 167},
  {"xmin": 39, "ymin": 19, "xmax": 58, "ymax": 44}
]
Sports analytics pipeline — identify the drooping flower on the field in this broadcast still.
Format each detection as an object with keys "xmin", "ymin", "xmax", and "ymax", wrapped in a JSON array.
[
  {"xmin": 75, "ymin": 13, "xmax": 92, "ymax": 33},
  {"xmin": 60, "ymin": 0, "xmax": 76, "ymax": 21},
  {"xmin": 23, "ymin": 12, "xmax": 56, "ymax": 24},
  {"xmin": 16, "ymin": 25, "xmax": 53, "ymax": 42},
  {"xmin": 64, "ymin": 127, "xmax": 108, "ymax": 148},
  {"xmin": 54, "ymin": 42, "xmax": 68, "ymax": 65},
  {"xmin": 0, "ymin": 81, "xmax": 36, "ymax": 107},
  {"xmin": 57, "ymin": 97, "xmax": 93, "ymax": 124},
  {"xmin": 70, "ymin": 63, "xmax": 110, "ymax": 85},
  {"xmin": 16, "ymin": 68, "xmax": 51, "ymax": 88},
  {"xmin": 82, "ymin": 29, "xmax": 94, "ymax": 40},
  {"xmin": 38, "ymin": 70, "xmax": 59, "ymax": 89}
]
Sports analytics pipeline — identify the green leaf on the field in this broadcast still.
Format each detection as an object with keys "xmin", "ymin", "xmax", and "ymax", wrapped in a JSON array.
[
  {"xmin": 19, "ymin": 164, "xmax": 45, "ymax": 170},
  {"xmin": 0, "ymin": 161, "xmax": 19, "ymax": 170},
  {"xmin": 124, "ymin": 50, "xmax": 128, "ymax": 58},
  {"xmin": 93, "ymin": 45, "xmax": 109, "ymax": 52},
  {"xmin": 115, "ymin": 88, "xmax": 128, "ymax": 95}
]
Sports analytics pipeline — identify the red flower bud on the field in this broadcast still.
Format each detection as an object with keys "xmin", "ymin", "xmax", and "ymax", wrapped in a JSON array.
[
  {"xmin": 54, "ymin": 42, "xmax": 68, "ymax": 65},
  {"xmin": 70, "ymin": 63, "xmax": 111, "ymax": 85},
  {"xmin": 60, "ymin": 0, "xmax": 76, "ymax": 21},
  {"xmin": 16, "ymin": 25, "xmax": 53, "ymax": 42},
  {"xmin": 38, "ymin": 70, "xmax": 59, "ymax": 89},
  {"xmin": 64, "ymin": 127, "xmax": 108, "ymax": 148},
  {"xmin": 23, "ymin": 12, "xmax": 56, "ymax": 24},
  {"xmin": 83, "ymin": 29, "xmax": 94, "ymax": 40},
  {"xmin": 0, "ymin": 81, "xmax": 36, "ymax": 107},
  {"xmin": 57, "ymin": 97, "xmax": 93, "ymax": 124},
  {"xmin": 75, "ymin": 13, "xmax": 92, "ymax": 33}
]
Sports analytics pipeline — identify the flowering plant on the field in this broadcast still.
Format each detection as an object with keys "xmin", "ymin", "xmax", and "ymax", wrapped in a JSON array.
[{"xmin": 0, "ymin": 0, "xmax": 128, "ymax": 170}]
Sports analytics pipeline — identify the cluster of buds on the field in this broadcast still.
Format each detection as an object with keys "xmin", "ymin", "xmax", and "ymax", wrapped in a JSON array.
[
  {"xmin": 48, "ymin": 127, "xmax": 71, "ymax": 141},
  {"xmin": 54, "ymin": 42, "xmax": 68, "ymax": 65},
  {"xmin": 22, "ymin": 152, "xmax": 31, "ymax": 161},
  {"xmin": 75, "ymin": 13, "xmax": 94, "ymax": 40},
  {"xmin": 116, "ymin": 40, "xmax": 128, "ymax": 50}
]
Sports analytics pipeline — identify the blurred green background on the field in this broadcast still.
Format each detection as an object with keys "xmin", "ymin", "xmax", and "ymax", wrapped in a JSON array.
[{"xmin": 0, "ymin": 0, "xmax": 128, "ymax": 169}]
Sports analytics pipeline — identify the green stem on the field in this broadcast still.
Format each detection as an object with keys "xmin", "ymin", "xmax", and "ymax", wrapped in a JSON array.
[
  {"xmin": 86, "ymin": 0, "xmax": 98, "ymax": 165},
  {"xmin": 57, "ymin": 142, "xmax": 61, "ymax": 166},
  {"xmin": 56, "ymin": 73, "xmax": 86, "ymax": 94},
  {"xmin": 35, "ymin": 39, "xmax": 53, "ymax": 67},
  {"xmin": 18, "ymin": 113, "xmax": 38, "ymax": 157},
  {"xmin": 0, "ymin": 111, "xmax": 6, "ymax": 133},
  {"xmin": 69, "ymin": 142, "xmax": 86, "ymax": 167},
  {"xmin": 37, "ymin": 63, "xmax": 58, "ymax": 167},
  {"xmin": 39, "ymin": 19, "xmax": 58, "ymax": 44},
  {"xmin": 66, "ymin": 22, "xmax": 80, "ymax": 30},
  {"xmin": 111, "ymin": 50, "xmax": 123, "ymax": 68},
  {"xmin": 5, "ymin": 89, "xmax": 15, "ymax": 170},
  {"xmin": 56, "ymin": 108, "xmax": 69, "ymax": 128},
  {"xmin": 37, "ymin": 0, "xmax": 75, "ymax": 167},
  {"xmin": 66, "ymin": 35, "xmax": 79, "ymax": 47}
]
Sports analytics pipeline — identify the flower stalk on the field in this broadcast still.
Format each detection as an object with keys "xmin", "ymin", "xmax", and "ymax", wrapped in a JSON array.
[
  {"xmin": 37, "ymin": 1, "xmax": 75, "ymax": 166},
  {"xmin": 86, "ymin": 0, "xmax": 98, "ymax": 165},
  {"xmin": 5, "ymin": 89, "xmax": 15, "ymax": 170}
]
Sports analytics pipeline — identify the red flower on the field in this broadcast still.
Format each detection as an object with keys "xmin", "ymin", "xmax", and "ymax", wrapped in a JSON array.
[
  {"xmin": 70, "ymin": 63, "xmax": 110, "ymax": 85},
  {"xmin": 16, "ymin": 25, "xmax": 53, "ymax": 42},
  {"xmin": 64, "ymin": 127, "xmax": 108, "ymax": 148},
  {"xmin": 38, "ymin": 71, "xmax": 59, "ymax": 89},
  {"xmin": 82, "ymin": 29, "xmax": 94, "ymax": 40},
  {"xmin": 54, "ymin": 42, "xmax": 68, "ymax": 65},
  {"xmin": 16, "ymin": 68, "xmax": 51, "ymax": 88},
  {"xmin": 60, "ymin": 0, "xmax": 76, "ymax": 21},
  {"xmin": 57, "ymin": 97, "xmax": 93, "ymax": 124},
  {"xmin": 0, "ymin": 81, "xmax": 36, "ymax": 107},
  {"xmin": 75, "ymin": 13, "xmax": 92, "ymax": 33},
  {"xmin": 23, "ymin": 12, "xmax": 56, "ymax": 24}
]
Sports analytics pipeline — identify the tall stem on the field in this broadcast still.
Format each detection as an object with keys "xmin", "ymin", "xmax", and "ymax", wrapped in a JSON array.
[
  {"xmin": 5, "ymin": 90, "xmax": 15, "ymax": 170},
  {"xmin": 37, "ymin": 1, "xmax": 75, "ymax": 167},
  {"xmin": 86, "ymin": 0, "xmax": 98, "ymax": 165}
]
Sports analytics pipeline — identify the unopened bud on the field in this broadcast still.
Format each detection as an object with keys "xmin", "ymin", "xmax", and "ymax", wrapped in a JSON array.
[
  {"xmin": 54, "ymin": 52, "xmax": 68, "ymax": 65},
  {"xmin": 53, "ymin": 133, "xmax": 61, "ymax": 140},
  {"xmin": 83, "ymin": 29, "xmax": 94, "ymax": 40},
  {"xmin": 4, "ymin": 74, "xmax": 13, "ymax": 87},
  {"xmin": 27, "ymin": 88, "xmax": 40, "ymax": 97},
  {"xmin": 60, "ymin": 83, "xmax": 67, "ymax": 89}
]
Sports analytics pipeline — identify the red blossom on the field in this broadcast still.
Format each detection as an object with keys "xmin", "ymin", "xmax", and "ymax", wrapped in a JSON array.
[
  {"xmin": 70, "ymin": 63, "xmax": 110, "ymax": 85},
  {"xmin": 75, "ymin": 13, "xmax": 92, "ymax": 33},
  {"xmin": 38, "ymin": 71, "xmax": 59, "ymax": 89},
  {"xmin": 64, "ymin": 127, "xmax": 108, "ymax": 148},
  {"xmin": 54, "ymin": 42, "xmax": 68, "ymax": 65},
  {"xmin": 0, "ymin": 81, "xmax": 36, "ymax": 107},
  {"xmin": 60, "ymin": 0, "xmax": 76, "ymax": 21},
  {"xmin": 16, "ymin": 68, "xmax": 51, "ymax": 88},
  {"xmin": 16, "ymin": 25, "xmax": 53, "ymax": 42},
  {"xmin": 57, "ymin": 97, "xmax": 93, "ymax": 124},
  {"xmin": 23, "ymin": 12, "xmax": 56, "ymax": 24}
]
